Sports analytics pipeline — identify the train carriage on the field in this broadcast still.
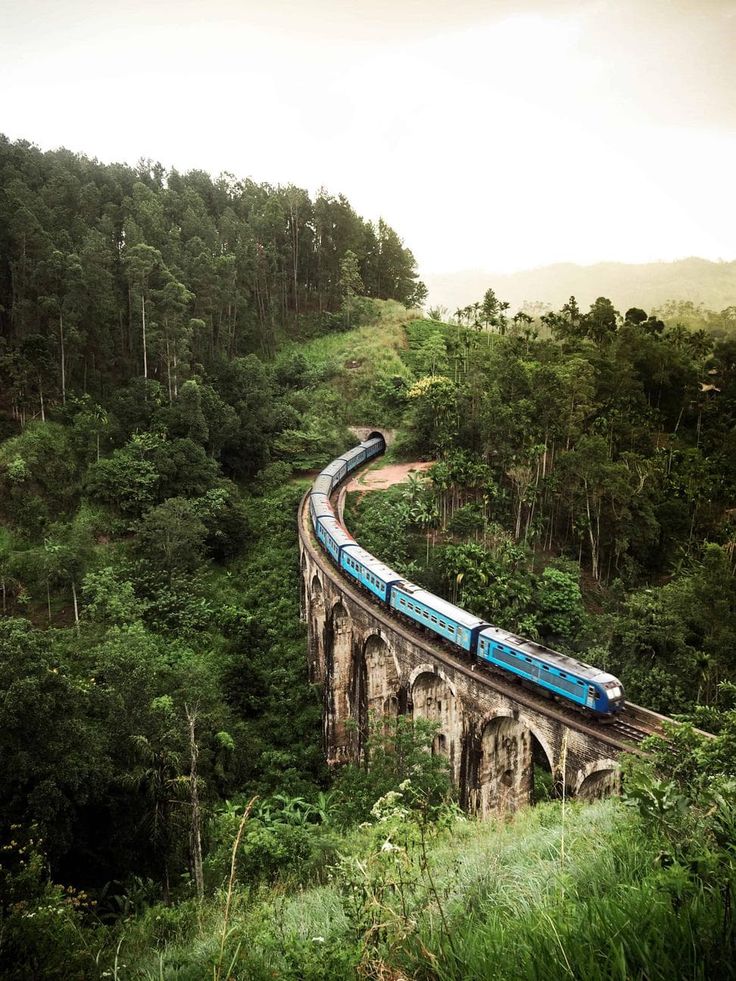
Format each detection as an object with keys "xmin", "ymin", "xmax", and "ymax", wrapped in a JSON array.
[
  {"xmin": 312, "ymin": 473, "xmax": 335, "ymax": 497},
  {"xmin": 340, "ymin": 545, "xmax": 402, "ymax": 602},
  {"xmin": 361, "ymin": 435, "xmax": 385, "ymax": 461},
  {"xmin": 338, "ymin": 445, "xmax": 367, "ymax": 473},
  {"xmin": 316, "ymin": 459, "xmax": 349, "ymax": 495},
  {"xmin": 315, "ymin": 514, "xmax": 357, "ymax": 564},
  {"xmin": 390, "ymin": 581, "xmax": 487, "ymax": 653},
  {"xmin": 309, "ymin": 492, "xmax": 335, "ymax": 530},
  {"xmin": 477, "ymin": 626, "xmax": 624, "ymax": 714}
]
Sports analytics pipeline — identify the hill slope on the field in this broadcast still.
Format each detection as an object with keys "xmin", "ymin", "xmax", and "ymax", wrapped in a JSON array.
[{"xmin": 426, "ymin": 257, "xmax": 736, "ymax": 314}]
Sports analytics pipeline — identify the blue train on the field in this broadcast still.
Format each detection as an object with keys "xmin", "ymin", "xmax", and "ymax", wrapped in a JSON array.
[{"xmin": 308, "ymin": 435, "xmax": 625, "ymax": 717}]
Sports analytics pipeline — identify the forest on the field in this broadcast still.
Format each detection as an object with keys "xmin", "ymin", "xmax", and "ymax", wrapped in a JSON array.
[{"xmin": 1, "ymin": 136, "xmax": 736, "ymax": 978}]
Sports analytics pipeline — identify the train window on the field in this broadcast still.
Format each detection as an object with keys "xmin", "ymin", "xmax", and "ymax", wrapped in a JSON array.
[
  {"xmin": 440, "ymin": 621, "xmax": 446, "ymax": 628},
  {"xmin": 400, "ymin": 599, "xmax": 406, "ymax": 606},
  {"xmin": 431, "ymin": 616, "xmax": 437, "ymax": 623},
  {"xmin": 423, "ymin": 610, "xmax": 429, "ymax": 619},
  {"xmin": 448, "ymin": 626, "xmax": 455, "ymax": 633}
]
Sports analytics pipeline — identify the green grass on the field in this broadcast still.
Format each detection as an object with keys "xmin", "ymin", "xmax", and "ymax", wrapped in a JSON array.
[
  {"xmin": 278, "ymin": 300, "xmax": 417, "ymax": 428},
  {"xmin": 98, "ymin": 797, "xmax": 736, "ymax": 981}
]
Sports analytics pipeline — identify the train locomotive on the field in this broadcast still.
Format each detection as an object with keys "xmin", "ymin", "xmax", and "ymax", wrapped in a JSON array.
[{"xmin": 308, "ymin": 435, "xmax": 625, "ymax": 718}]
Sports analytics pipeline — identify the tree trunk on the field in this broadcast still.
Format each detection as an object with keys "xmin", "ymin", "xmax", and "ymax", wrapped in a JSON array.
[
  {"xmin": 165, "ymin": 333, "xmax": 172, "ymax": 403},
  {"xmin": 186, "ymin": 705, "xmax": 205, "ymax": 901},
  {"xmin": 141, "ymin": 293, "xmax": 148, "ymax": 379},
  {"xmin": 59, "ymin": 312, "xmax": 66, "ymax": 405},
  {"xmin": 71, "ymin": 579, "xmax": 80, "ymax": 635},
  {"xmin": 584, "ymin": 483, "xmax": 599, "ymax": 580}
]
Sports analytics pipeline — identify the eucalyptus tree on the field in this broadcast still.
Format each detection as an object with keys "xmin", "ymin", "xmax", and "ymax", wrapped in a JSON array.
[
  {"xmin": 35, "ymin": 249, "xmax": 84, "ymax": 405},
  {"xmin": 339, "ymin": 249, "xmax": 364, "ymax": 328},
  {"xmin": 123, "ymin": 243, "xmax": 164, "ymax": 379}
]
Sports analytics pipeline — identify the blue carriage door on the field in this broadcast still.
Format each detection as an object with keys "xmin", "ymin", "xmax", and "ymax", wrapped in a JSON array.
[{"xmin": 586, "ymin": 685, "xmax": 597, "ymax": 707}]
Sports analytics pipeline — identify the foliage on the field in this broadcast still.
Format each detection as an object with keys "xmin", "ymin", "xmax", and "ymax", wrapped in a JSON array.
[{"xmin": 333, "ymin": 715, "xmax": 454, "ymax": 826}]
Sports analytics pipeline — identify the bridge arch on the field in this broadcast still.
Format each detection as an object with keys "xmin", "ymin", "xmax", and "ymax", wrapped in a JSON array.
[
  {"xmin": 408, "ymin": 664, "xmax": 457, "ymax": 698},
  {"xmin": 324, "ymin": 600, "xmax": 353, "ymax": 762},
  {"xmin": 299, "ymin": 552, "xmax": 307, "ymax": 622},
  {"xmin": 575, "ymin": 759, "xmax": 621, "ymax": 800},
  {"xmin": 307, "ymin": 571, "xmax": 327, "ymax": 684},
  {"xmin": 473, "ymin": 714, "xmax": 532, "ymax": 815},
  {"xmin": 351, "ymin": 632, "xmax": 401, "ymax": 756},
  {"xmin": 310, "ymin": 573, "xmax": 324, "ymax": 609},
  {"xmin": 410, "ymin": 669, "xmax": 461, "ymax": 777},
  {"xmin": 363, "ymin": 633, "xmax": 401, "ymax": 718}
]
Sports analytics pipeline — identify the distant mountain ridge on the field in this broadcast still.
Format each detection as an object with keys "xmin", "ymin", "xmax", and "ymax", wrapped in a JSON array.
[{"xmin": 425, "ymin": 258, "xmax": 736, "ymax": 315}]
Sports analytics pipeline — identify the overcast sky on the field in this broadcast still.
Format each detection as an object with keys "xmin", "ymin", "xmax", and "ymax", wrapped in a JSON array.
[{"xmin": 2, "ymin": 0, "xmax": 735, "ymax": 278}]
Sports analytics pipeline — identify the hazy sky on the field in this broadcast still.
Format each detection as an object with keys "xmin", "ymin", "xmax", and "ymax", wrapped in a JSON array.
[{"xmin": 2, "ymin": 0, "xmax": 735, "ymax": 277}]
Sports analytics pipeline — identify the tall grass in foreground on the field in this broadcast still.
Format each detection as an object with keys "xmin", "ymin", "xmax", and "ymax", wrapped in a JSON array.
[{"xmin": 111, "ymin": 798, "xmax": 735, "ymax": 980}]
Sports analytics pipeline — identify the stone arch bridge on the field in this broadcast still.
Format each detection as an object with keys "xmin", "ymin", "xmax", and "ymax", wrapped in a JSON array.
[{"xmin": 298, "ymin": 492, "xmax": 667, "ymax": 816}]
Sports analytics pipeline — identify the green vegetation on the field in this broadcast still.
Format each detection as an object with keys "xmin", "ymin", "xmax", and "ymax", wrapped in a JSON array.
[
  {"xmin": 347, "ymin": 302, "xmax": 736, "ymax": 717},
  {"xmin": 1, "ymin": 134, "xmax": 736, "ymax": 977}
]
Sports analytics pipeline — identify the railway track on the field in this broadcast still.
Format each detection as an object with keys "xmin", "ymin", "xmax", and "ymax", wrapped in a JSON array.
[
  {"xmin": 299, "ymin": 494, "xmax": 708, "ymax": 755},
  {"xmin": 605, "ymin": 718, "xmax": 654, "ymax": 745}
]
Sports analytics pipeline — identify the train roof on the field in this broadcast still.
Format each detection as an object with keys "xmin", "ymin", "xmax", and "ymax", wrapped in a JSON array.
[
  {"xmin": 361, "ymin": 436, "xmax": 384, "ymax": 449},
  {"xmin": 479, "ymin": 626, "xmax": 620, "ymax": 685},
  {"xmin": 310, "ymin": 491, "xmax": 334, "ymax": 514},
  {"xmin": 339, "ymin": 446, "xmax": 365, "ymax": 465},
  {"xmin": 344, "ymin": 545, "xmax": 403, "ymax": 583},
  {"xmin": 312, "ymin": 473, "xmax": 332, "ymax": 492},
  {"xmin": 321, "ymin": 459, "xmax": 347, "ymax": 477},
  {"xmin": 318, "ymin": 515, "xmax": 356, "ymax": 548},
  {"xmin": 394, "ymin": 581, "xmax": 488, "ymax": 631}
]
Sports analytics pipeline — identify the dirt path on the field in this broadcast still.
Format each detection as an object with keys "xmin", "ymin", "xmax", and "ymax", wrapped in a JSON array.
[{"xmin": 345, "ymin": 460, "xmax": 433, "ymax": 493}]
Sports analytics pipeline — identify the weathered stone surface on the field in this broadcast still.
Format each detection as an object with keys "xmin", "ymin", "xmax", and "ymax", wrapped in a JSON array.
[{"xmin": 300, "ymin": 502, "xmax": 625, "ymax": 815}]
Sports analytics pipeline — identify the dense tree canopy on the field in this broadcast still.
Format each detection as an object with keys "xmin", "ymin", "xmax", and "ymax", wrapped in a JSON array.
[{"xmin": 0, "ymin": 136, "xmax": 426, "ymax": 422}]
